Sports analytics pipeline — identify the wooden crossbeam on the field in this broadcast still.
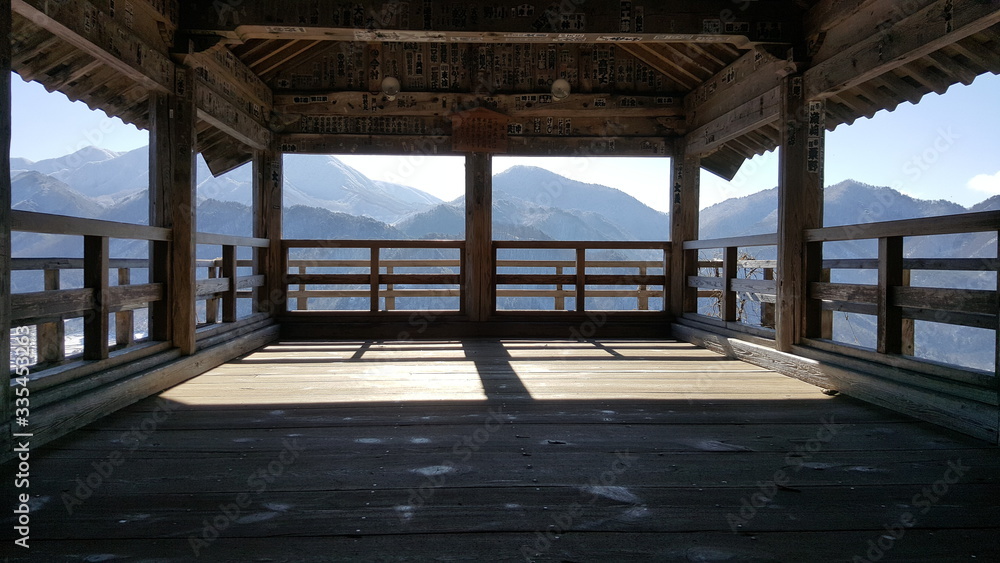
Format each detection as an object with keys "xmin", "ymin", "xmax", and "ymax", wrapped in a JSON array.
[{"xmin": 180, "ymin": 1, "xmax": 800, "ymax": 45}]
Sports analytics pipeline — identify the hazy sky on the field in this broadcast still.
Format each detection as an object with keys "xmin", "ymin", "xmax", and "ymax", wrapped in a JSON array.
[{"xmin": 10, "ymin": 71, "xmax": 1000, "ymax": 211}]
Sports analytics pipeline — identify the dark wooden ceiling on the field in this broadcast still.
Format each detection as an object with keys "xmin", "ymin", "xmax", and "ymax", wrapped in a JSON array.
[{"xmin": 9, "ymin": 0, "xmax": 1000, "ymax": 179}]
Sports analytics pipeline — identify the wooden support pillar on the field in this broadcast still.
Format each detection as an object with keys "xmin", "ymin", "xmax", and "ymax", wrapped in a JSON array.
[
  {"xmin": 253, "ymin": 145, "xmax": 284, "ymax": 316},
  {"xmin": 149, "ymin": 93, "xmax": 171, "ymax": 342},
  {"xmin": 1, "ymin": 0, "xmax": 12, "ymax": 429},
  {"xmin": 669, "ymin": 141, "xmax": 700, "ymax": 318},
  {"xmin": 150, "ymin": 69, "xmax": 197, "ymax": 355},
  {"xmin": 776, "ymin": 76, "xmax": 825, "ymax": 352},
  {"xmin": 464, "ymin": 152, "xmax": 493, "ymax": 321}
]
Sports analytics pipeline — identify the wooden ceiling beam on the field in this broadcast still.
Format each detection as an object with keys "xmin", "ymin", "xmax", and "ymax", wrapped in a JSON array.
[
  {"xmin": 804, "ymin": 0, "xmax": 1000, "ymax": 99},
  {"xmin": 274, "ymin": 92, "xmax": 685, "ymax": 120},
  {"xmin": 947, "ymin": 38, "xmax": 1000, "ymax": 71},
  {"xmin": 924, "ymin": 51, "xmax": 980, "ymax": 86},
  {"xmin": 614, "ymin": 43, "xmax": 697, "ymax": 90},
  {"xmin": 255, "ymin": 40, "xmax": 324, "ymax": 77},
  {"xmin": 179, "ymin": 0, "xmax": 801, "ymax": 46},
  {"xmin": 685, "ymin": 85, "xmax": 782, "ymax": 156},
  {"xmin": 278, "ymin": 133, "xmax": 672, "ymax": 158},
  {"xmin": 685, "ymin": 47, "xmax": 791, "ymax": 132}
]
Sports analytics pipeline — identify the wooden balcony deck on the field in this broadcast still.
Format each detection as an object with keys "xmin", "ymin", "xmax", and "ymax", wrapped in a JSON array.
[{"xmin": 6, "ymin": 339, "xmax": 1000, "ymax": 562}]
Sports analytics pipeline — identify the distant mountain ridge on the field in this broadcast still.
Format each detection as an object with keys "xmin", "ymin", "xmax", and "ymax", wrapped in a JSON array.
[{"xmin": 9, "ymin": 147, "xmax": 996, "ymax": 370}]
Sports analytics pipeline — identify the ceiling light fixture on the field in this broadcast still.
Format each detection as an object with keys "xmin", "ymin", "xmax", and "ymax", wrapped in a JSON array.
[
  {"xmin": 381, "ymin": 76, "xmax": 401, "ymax": 101},
  {"xmin": 551, "ymin": 78, "xmax": 571, "ymax": 100}
]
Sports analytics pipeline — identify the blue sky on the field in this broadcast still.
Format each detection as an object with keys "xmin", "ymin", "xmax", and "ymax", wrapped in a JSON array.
[{"xmin": 10, "ymin": 71, "xmax": 1000, "ymax": 211}]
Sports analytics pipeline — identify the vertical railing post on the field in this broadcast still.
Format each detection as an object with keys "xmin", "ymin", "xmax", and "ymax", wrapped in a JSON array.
[
  {"xmin": 83, "ymin": 236, "xmax": 110, "ymax": 361},
  {"xmin": 878, "ymin": 236, "xmax": 904, "ymax": 354},
  {"xmin": 370, "ymin": 246, "xmax": 380, "ymax": 313},
  {"xmin": 37, "ymin": 268, "xmax": 65, "ymax": 363},
  {"xmin": 900, "ymin": 268, "xmax": 915, "ymax": 356},
  {"xmin": 575, "ymin": 247, "xmax": 586, "ymax": 312},
  {"xmin": 385, "ymin": 265, "xmax": 396, "ymax": 311},
  {"xmin": 222, "ymin": 245, "xmax": 237, "ymax": 323},
  {"xmin": 638, "ymin": 266, "xmax": 648, "ymax": 311},
  {"xmin": 205, "ymin": 261, "xmax": 218, "ymax": 325},
  {"xmin": 115, "ymin": 267, "xmax": 134, "ymax": 347},
  {"xmin": 554, "ymin": 265, "xmax": 565, "ymax": 311},
  {"xmin": 805, "ymin": 241, "xmax": 828, "ymax": 340},
  {"xmin": 721, "ymin": 246, "xmax": 738, "ymax": 322},
  {"xmin": 297, "ymin": 265, "xmax": 308, "ymax": 311},
  {"xmin": 761, "ymin": 266, "xmax": 775, "ymax": 329}
]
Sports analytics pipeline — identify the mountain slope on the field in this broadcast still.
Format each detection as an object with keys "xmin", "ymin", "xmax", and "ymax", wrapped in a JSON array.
[
  {"xmin": 12, "ymin": 171, "xmax": 105, "ymax": 217},
  {"xmin": 491, "ymin": 166, "xmax": 669, "ymax": 240}
]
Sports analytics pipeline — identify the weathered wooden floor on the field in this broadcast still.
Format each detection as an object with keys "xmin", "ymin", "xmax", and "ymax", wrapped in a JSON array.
[{"xmin": 5, "ymin": 339, "xmax": 1000, "ymax": 562}]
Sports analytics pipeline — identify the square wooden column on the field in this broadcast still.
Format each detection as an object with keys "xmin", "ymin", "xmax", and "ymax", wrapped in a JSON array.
[
  {"xmin": 149, "ymin": 69, "xmax": 198, "ymax": 355},
  {"xmin": 1, "ymin": 0, "xmax": 12, "ymax": 427},
  {"xmin": 253, "ymin": 145, "xmax": 285, "ymax": 316},
  {"xmin": 776, "ymin": 76, "xmax": 825, "ymax": 352},
  {"xmin": 464, "ymin": 152, "xmax": 493, "ymax": 321},
  {"xmin": 669, "ymin": 140, "xmax": 700, "ymax": 319}
]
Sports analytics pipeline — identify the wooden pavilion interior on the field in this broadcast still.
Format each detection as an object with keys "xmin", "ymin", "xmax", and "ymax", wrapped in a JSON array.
[{"xmin": 2, "ymin": 0, "xmax": 999, "ymax": 560}]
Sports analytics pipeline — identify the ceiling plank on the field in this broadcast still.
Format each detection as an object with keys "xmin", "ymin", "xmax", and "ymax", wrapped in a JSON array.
[{"xmin": 615, "ymin": 43, "xmax": 697, "ymax": 90}]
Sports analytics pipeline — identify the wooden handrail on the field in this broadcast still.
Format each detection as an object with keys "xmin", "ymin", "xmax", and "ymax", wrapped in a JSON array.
[
  {"xmin": 682, "ymin": 233, "xmax": 778, "ymax": 250},
  {"xmin": 804, "ymin": 210, "xmax": 1000, "ymax": 242},
  {"xmin": 10, "ymin": 210, "xmax": 171, "ymax": 241}
]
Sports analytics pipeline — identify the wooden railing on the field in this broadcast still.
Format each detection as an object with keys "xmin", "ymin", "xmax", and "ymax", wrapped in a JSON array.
[
  {"xmin": 805, "ymin": 211, "xmax": 999, "ymax": 377},
  {"xmin": 682, "ymin": 233, "xmax": 778, "ymax": 336},
  {"xmin": 282, "ymin": 240, "xmax": 466, "ymax": 312},
  {"xmin": 195, "ymin": 232, "xmax": 269, "ymax": 326},
  {"xmin": 493, "ymin": 240, "xmax": 669, "ymax": 313},
  {"xmin": 281, "ymin": 240, "xmax": 669, "ymax": 313},
  {"xmin": 680, "ymin": 212, "xmax": 998, "ymax": 377},
  {"xmin": 7, "ymin": 211, "xmax": 274, "ymax": 369},
  {"xmin": 9, "ymin": 211, "xmax": 170, "ymax": 364}
]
